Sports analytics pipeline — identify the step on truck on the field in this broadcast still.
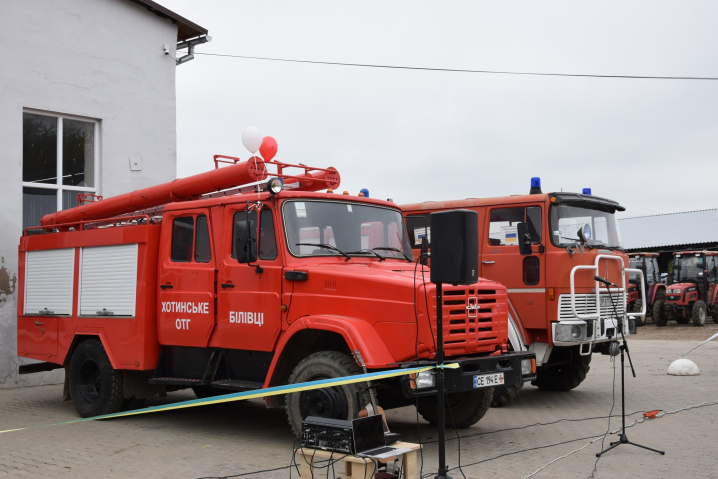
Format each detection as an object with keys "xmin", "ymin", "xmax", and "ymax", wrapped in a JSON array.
[
  {"xmin": 402, "ymin": 181, "xmax": 643, "ymax": 407},
  {"xmin": 17, "ymin": 153, "xmax": 535, "ymax": 435}
]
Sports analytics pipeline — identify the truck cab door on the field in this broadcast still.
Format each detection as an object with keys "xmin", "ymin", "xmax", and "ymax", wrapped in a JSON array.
[
  {"xmin": 481, "ymin": 205, "xmax": 546, "ymax": 331},
  {"xmin": 158, "ymin": 209, "xmax": 216, "ymax": 347},
  {"xmin": 217, "ymin": 205, "xmax": 283, "ymax": 351}
]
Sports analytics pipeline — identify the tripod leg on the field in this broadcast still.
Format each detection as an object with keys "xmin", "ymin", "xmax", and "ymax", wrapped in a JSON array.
[
  {"xmin": 626, "ymin": 441, "xmax": 665, "ymax": 455},
  {"xmin": 596, "ymin": 442, "xmax": 621, "ymax": 457}
]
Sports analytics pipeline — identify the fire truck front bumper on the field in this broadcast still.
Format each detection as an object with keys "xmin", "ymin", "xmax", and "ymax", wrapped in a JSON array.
[{"xmin": 399, "ymin": 351, "xmax": 536, "ymax": 398}]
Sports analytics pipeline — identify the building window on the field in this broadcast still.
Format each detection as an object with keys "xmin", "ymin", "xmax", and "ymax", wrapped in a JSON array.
[{"xmin": 22, "ymin": 111, "xmax": 99, "ymax": 230}]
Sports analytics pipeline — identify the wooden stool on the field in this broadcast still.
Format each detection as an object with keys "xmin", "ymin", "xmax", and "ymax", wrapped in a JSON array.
[{"xmin": 297, "ymin": 441, "xmax": 421, "ymax": 479}]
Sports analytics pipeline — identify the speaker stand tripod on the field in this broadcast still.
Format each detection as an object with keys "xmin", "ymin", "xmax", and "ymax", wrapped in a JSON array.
[{"xmin": 596, "ymin": 322, "xmax": 664, "ymax": 458}]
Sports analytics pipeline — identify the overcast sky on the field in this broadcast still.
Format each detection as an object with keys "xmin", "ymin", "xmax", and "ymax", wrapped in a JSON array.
[{"xmin": 163, "ymin": 1, "xmax": 718, "ymax": 218}]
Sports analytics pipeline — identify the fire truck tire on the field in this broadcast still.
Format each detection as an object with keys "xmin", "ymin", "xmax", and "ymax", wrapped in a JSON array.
[
  {"xmin": 417, "ymin": 388, "xmax": 493, "ymax": 428},
  {"xmin": 653, "ymin": 300, "xmax": 668, "ymax": 327},
  {"xmin": 68, "ymin": 339, "xmax": 124, "ymax": 417},
  {"xmin": 491, "ymin": 382, "xmax": 523, "ymax": 407},
  {"xmin": 533, "ymin": 354, "xmax": 591, "ymax": 392},
  {"xmin": 692, "ymin": 301, "xmax": 707, "ymax": 327},
  {"xmin": 285, "ymin": 351, "xmax": 365, "ymax": 437}
]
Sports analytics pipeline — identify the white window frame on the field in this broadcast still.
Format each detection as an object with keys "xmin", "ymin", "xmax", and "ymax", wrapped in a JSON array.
[{"xmin": 22, "ymin": 108, "xmax": 101, "ymax": 214}]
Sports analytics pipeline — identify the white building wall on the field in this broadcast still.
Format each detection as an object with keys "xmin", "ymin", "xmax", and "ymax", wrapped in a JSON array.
[{"xmin": 0, "ymin": 0, "xmax": 179, "ymax": 388}]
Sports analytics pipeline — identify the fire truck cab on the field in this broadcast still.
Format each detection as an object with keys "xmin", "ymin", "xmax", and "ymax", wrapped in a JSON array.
[
  {"xmin": 402, "ymin": 181, "xmax": 642, "ymax": 405},
  {"xmin": 17, "ymin": 155, "xmax": 535, "ymax": 435}
]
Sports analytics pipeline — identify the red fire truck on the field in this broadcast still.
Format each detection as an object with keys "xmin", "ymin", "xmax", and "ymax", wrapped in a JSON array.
[
  {"xmin": 17, "ymin": 155, "xmax": 535, "ymax": 435},
  {"xmin": 402, "ymin": 181, "xmax": 643, "ymax": 406}
]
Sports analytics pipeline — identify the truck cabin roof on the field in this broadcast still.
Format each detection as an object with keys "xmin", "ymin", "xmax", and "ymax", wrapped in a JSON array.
[
  {"xmin": 401, "ymin": 191, "xmax": 625, "ymax": 214},
  {"xmin": 673, "ymin": 251, "xmax": 718, "ymax": 257}
]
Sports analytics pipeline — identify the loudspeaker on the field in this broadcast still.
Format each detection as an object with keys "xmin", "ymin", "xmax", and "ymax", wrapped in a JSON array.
[{"xmin": 429, "ymin": 210, "xmax": 479, "ymax": 285}]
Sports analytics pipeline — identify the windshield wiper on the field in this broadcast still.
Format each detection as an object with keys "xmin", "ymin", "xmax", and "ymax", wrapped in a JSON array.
[
  {"xmin": 295, "ymin": 243, "xmax": 351, "ymax": 260},
  {"xmin": 372, "ymin": 247, "xmax": 412, "ymax": 262},
  {"xmin": 560, "ymin": 236, "xmax": 593, "ymax": 250},
  {"xmin": 347, "ymin": 249, "xmax": 386, "ymax": 261}
]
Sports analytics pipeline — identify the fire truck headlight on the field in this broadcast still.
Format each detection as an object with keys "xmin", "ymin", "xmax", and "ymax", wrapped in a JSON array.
[
  {"xmin": 555, "ymin": 323, "xmax": 586, "ymax": 342},
  {"xmin": 266, "ymin": 177, "xmax": 283, "ymax": 195},
  {"xmin": 414, "ymin": 371, "xmax": 436, "ymax": 389}
]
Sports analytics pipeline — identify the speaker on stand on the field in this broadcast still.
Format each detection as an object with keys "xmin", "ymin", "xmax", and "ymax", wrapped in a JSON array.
[{"xmin": 428, "ymin": 210, "xmax": 479, "ymax": 479}]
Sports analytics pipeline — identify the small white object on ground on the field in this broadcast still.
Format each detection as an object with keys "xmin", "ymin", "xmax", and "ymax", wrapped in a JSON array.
[{"xmin": 668, "ymin": 358, "xmax": 700, "ymax": 376}]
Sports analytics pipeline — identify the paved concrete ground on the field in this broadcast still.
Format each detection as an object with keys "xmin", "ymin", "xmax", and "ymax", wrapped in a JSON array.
[{"xmin": 1, "ymin": 336, "xmax": 716, "ymax": 479}]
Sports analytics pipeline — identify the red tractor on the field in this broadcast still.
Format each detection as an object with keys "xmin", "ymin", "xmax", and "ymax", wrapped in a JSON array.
[
  {"xmin": 627, "ymin": 253, "xmax": 665, "ymax": 326},
  {"xmin": 654, "ymin": 251, "xmax": 718, "ymax": 327}
]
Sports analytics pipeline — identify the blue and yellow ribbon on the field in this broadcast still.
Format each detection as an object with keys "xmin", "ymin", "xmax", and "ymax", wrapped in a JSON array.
[{"xmin": 0, "ymin": 363, "xmax": 458, "ymax": 435}]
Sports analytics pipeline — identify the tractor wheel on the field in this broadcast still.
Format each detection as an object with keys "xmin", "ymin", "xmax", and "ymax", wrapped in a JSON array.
[
  {"xmin": 417, "ymin": 388, "xmax": 493, "ymax": 428},
  {"xmin": 285, "ymin": 351, "xmax": 366, "ymax": 437},
  {"xmin": 653, "ymin": 300, "xmax": 668, "ymax": 326},
  {"xmin": 491, "ymin": 382, "xmax": 523, "ymax": 407},
  {"xmin": 713, "ymin": 307, "xmax": 718, "ymax": 324},
  {"xmin": 632, "ymin": 300, "xmax": 646, "ymax": 326},
  {"xmin": 533, "ymin": 354, "xmax": 591, "ymax": 391},
  {"xmin": 692, "ymin": 301, "xmax": 707, "ymax": 327},
  {"xmin": 68, "ymin": 339, "xmax": 124, "ymax": 417}
]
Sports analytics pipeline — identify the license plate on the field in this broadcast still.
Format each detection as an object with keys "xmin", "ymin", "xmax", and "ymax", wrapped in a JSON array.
[
  {"xmin": 600, "ymin": 297, "xmax": 613, "ymax": 308},
  {"xmin": 473, "ymin": 372, "xmax": 504, "ymax": 388}
]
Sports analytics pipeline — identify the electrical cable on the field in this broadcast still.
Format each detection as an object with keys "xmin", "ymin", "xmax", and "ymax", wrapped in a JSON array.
[
  {"xmin": 195, "ymin": 52, "xmax": 718, "ymax": 81},
  {"xmin": 445, "ymin": 392, "xmax": 467, "ymax": 479},
  {"xmin": 588, "ymin": 354, "xmax": 617, "ymax": 479}
]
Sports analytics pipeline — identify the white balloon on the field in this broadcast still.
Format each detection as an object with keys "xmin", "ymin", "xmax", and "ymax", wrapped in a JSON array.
[{"xmin": 242, "ymin": 126, "xmax": 263, "ymax": 154}]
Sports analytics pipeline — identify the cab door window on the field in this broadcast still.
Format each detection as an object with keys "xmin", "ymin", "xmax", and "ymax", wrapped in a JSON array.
[
  {"xmin": 171, "ymin": 217, "xmax": 194, "ymax": 262},
  {"xmin": 259, "ymin": 209, "xmax": 278, "ymax": 260},
  {"xmin": 171, "ymin": 215, "xmax": 212, "ymax": 263},
  {"xmin": 231, "ymin": 210, "xmax": 258, "ymax": 258},
  {"xmin": 488, "ymin": 207, "xmax": 542, "ymax": 246}
]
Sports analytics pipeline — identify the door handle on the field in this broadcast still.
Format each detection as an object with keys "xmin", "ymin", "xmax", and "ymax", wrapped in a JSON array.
[
  {"xmin": 482, "ymin": 261, "xmax": 496, "ymax": 264},
  {"xmin": 34, "ymin": 321, "xmax": 44, "ymax": 325},
  {"xmin": 221, "ymin": 283, "xmax": 235, "ymax": 288},
  {"xmin": 160, "ymin": 284, "xmax": 173, "ymax": 289}
]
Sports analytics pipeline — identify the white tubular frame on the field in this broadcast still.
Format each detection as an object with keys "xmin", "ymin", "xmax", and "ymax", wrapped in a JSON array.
[{"xmin": 569, "ymin": 254, "xmax": 646, "ymax": 322}]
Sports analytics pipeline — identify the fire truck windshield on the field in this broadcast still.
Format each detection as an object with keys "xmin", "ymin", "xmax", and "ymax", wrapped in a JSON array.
[
  {"xmin": 282, "ymin": 200, "xmax": 414, "ymax": 260},
  {"xmin": 550, "ymin": 203, "xmax": 623, "ymax": 249}
]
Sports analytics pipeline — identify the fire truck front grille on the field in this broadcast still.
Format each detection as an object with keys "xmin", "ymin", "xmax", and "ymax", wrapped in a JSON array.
[
  {"xmin": 558, "ymin": 294, "xmax": 626, "ymax": 321},
  {"xmin": 430, "ymin": 286, "xmax": 506, "ymax": 355}
]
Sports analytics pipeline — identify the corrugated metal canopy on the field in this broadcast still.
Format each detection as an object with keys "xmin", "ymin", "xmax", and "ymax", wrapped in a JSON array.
[{"xmin": 619, "ymin": 208, "xmax": 718, "ymax": 250}]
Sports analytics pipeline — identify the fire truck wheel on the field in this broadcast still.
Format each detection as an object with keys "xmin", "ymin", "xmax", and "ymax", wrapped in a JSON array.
[
  {"xmin": 653, "ymin": 300, "xmax": 668, "ymax": 327},
  {"xmin": 692, "ymin": 301, "xmax": 707, "ymax": 327},
  {"xmin": 490, "ymin": 382, "xmax": 523, "ymax": 407},
  {"xmin": 533, "ymin": 354, "xmax": 591, "ymax": 392},
  {"xmin": 285, "ymin": 351, "xmax": 365, "ymax": 437},
  {"xmin": 417, "ymin": 388, "xmax": 493, "ymax": 428},
  {"xmin": 68, "ymin": 339, "xmax": 124, "ymax": 417}
]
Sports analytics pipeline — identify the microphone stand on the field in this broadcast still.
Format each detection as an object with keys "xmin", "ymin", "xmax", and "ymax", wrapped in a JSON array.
[{"xmin": 595, "ymin": 279, "xmax": 665, "ymax": 458}]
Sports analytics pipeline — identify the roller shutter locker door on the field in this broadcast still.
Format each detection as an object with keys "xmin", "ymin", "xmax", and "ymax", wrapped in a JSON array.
[
  {"xmin": 24, "ymin": 248, "xmax": 75, "ymax": 315},
  {"xmin": 79, "ymin": 244, "xmax": 138, "ymax": 316}
]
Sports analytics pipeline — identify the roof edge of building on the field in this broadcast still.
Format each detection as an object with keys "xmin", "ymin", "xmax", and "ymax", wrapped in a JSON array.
[
  {"xmin": 128, "ymin": 0, "xmax": 207, "ymax": 41},
  {"xmin": 619, "ymin": 207, "xmax": 718, "ymax": 221}
]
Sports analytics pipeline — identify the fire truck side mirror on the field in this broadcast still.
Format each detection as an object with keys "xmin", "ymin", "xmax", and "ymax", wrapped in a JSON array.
[
  {"xmin": 517, "ymin": 222, "xmax": 532, "ymax": 256},
  {"xmin": 235, "ymin": 220, "xmax": 257, "ymax": 264}
]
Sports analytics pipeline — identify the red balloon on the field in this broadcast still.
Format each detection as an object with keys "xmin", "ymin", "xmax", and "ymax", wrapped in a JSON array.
[{"xmin": 259, "ymin": 136, "xmax": 278, "ymax": 162}]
